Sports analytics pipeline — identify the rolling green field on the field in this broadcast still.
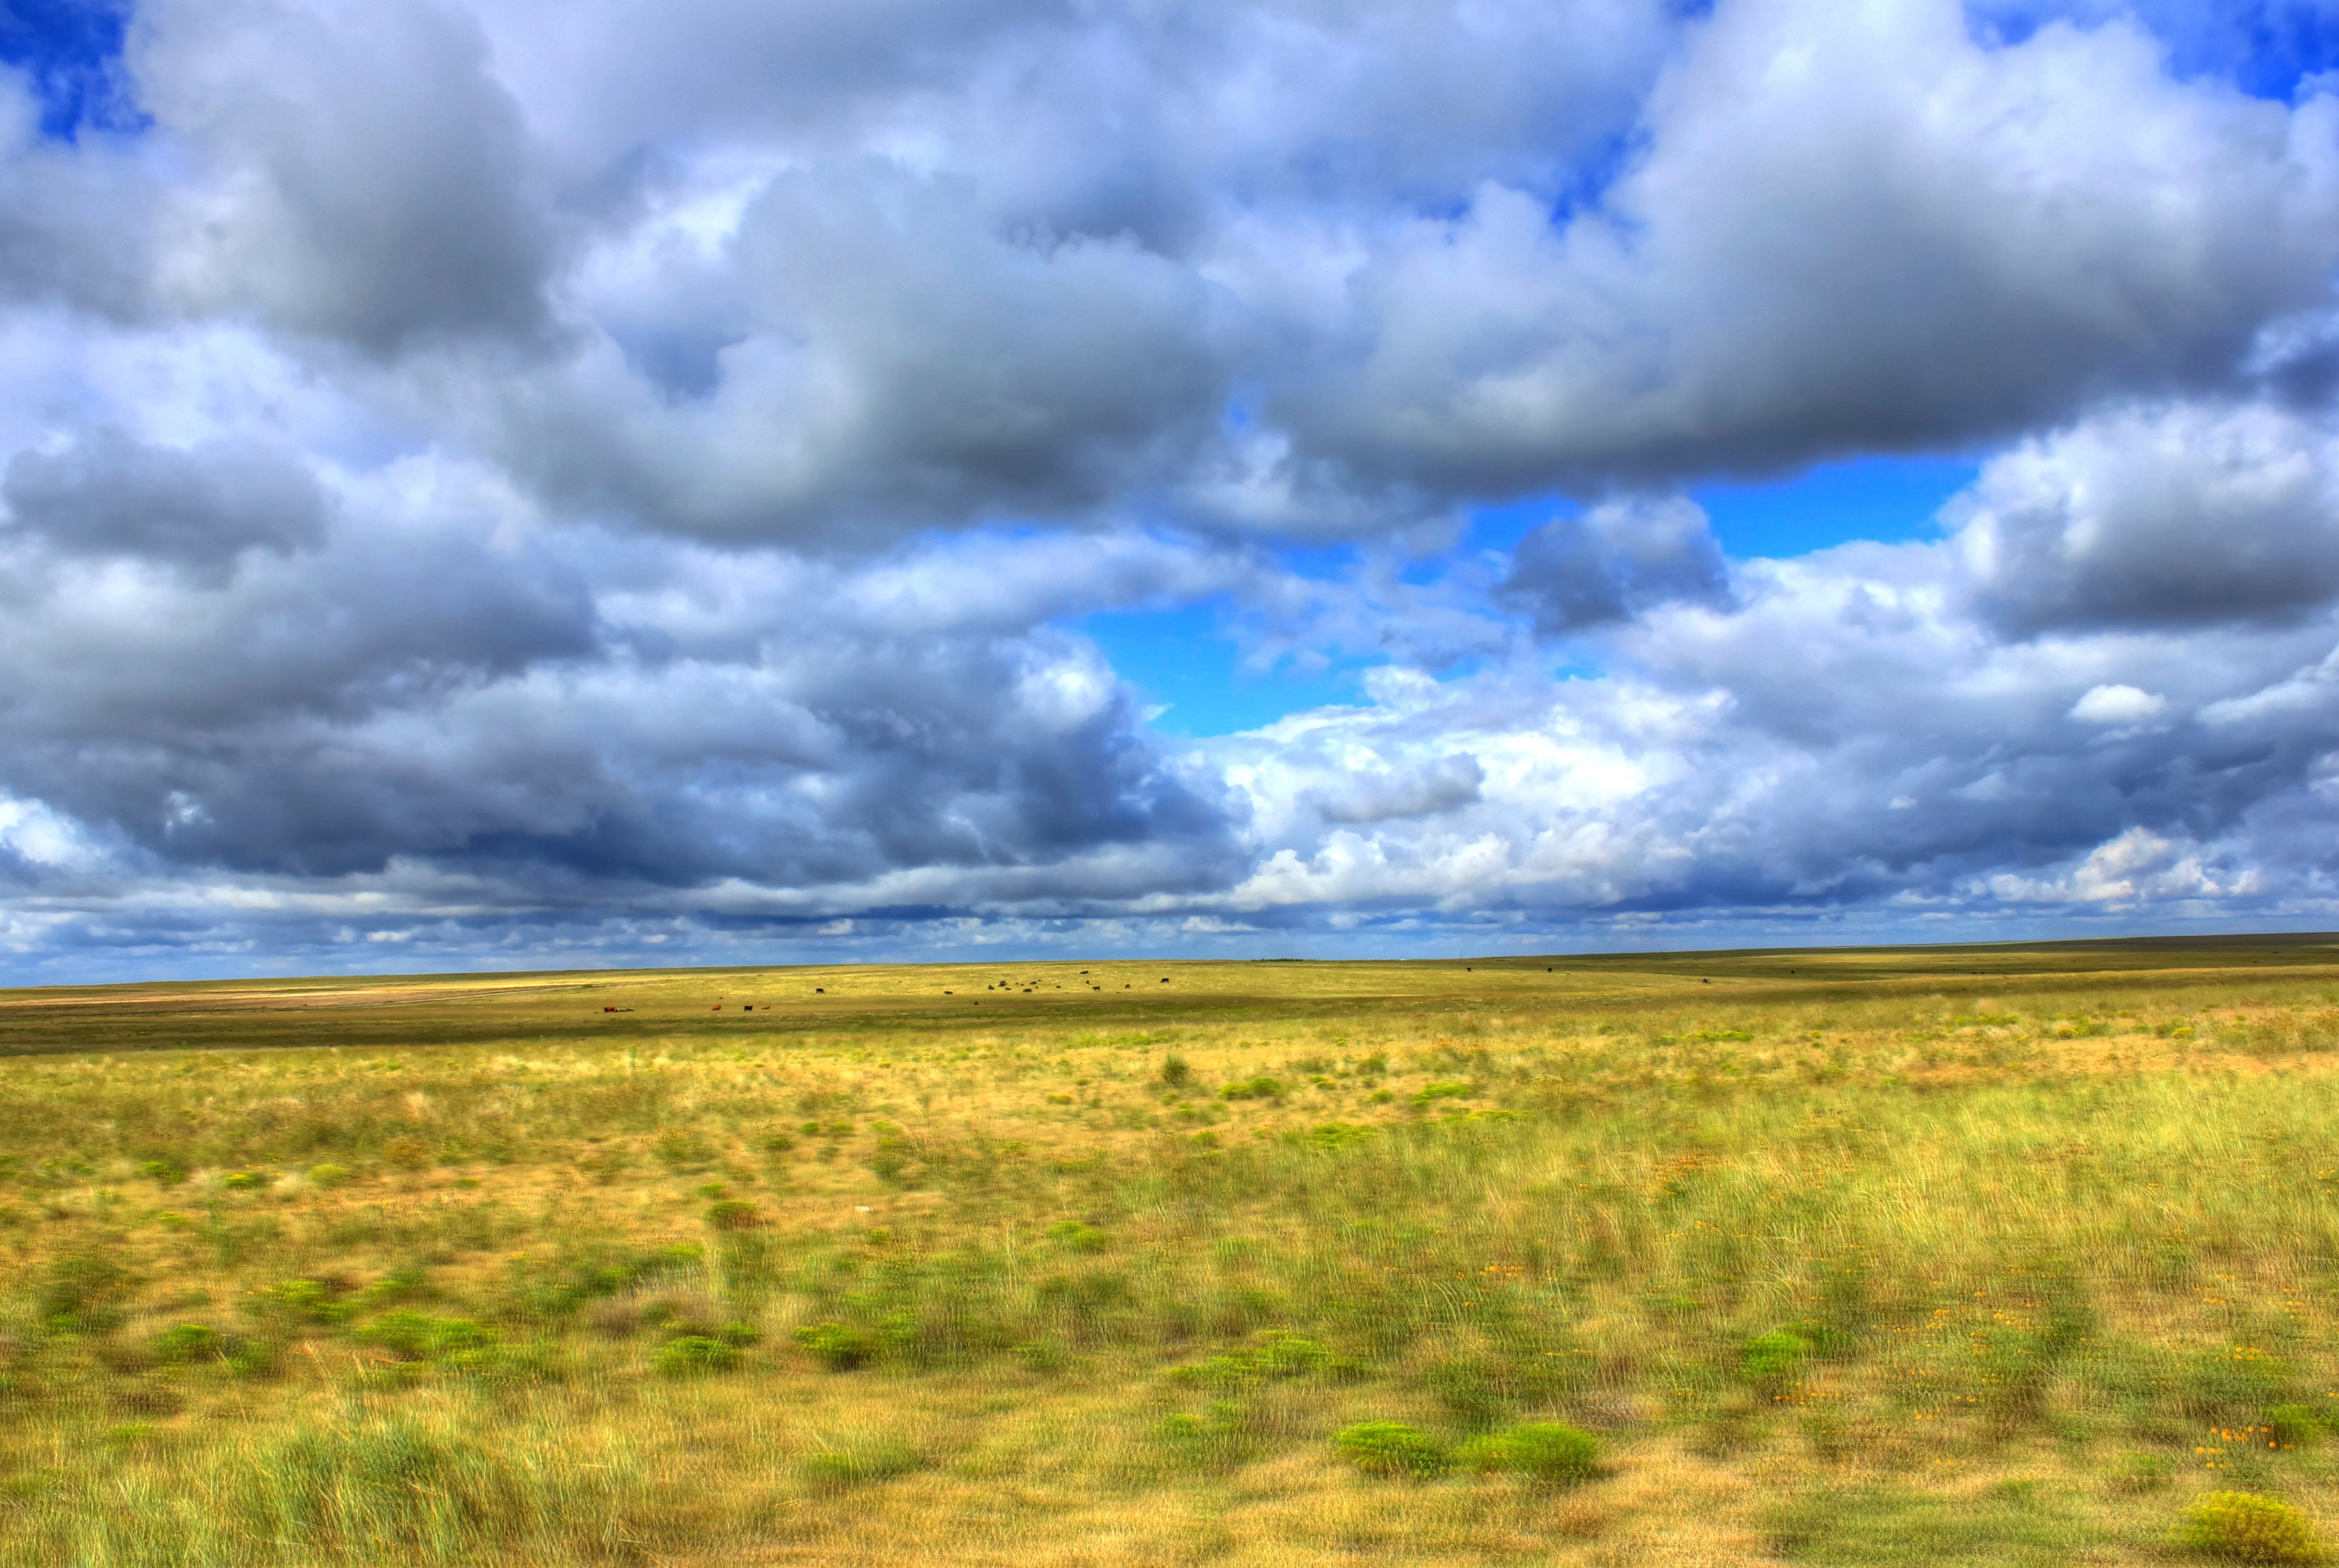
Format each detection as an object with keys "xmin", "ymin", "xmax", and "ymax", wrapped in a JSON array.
[{"xmin": 4, "ymin": 935, "xmax": 2339, "ymax": 1564}]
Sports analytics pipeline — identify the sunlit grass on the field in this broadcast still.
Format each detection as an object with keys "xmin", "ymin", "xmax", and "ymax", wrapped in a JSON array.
[{"xmin": 1, "ymin": 938, "xmax": 2337, "ymax": 1562}]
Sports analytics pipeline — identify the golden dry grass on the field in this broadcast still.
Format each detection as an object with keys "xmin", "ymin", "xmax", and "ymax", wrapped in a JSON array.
[{"xmin": 1, "ymin": 935, "xmax": 2338, "ymax": 1564}]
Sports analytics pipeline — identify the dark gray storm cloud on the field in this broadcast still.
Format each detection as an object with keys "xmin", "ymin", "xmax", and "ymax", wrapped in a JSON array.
[
  {"xmin": 133, "ymin": 0, "xmax": 555, "ymax": 352},
  {"xmin": 0, "ymin": 522, "xmax": 1240, "ymax": 895},
  {"xmin": 1952, "ymin": 402, "xmax": 2339, "ymax": 634},
  {"xmin": 0, "ymin": 0, "xmax": 2336, "ymax": 973},
  {"xmin": 4, "ymin": 429, "xmax": 327, "ymax": 581},
  {"xmin": 1497, "ymin": 496, "xmax": 1732, "ymax": 636},
  {"xmin": 487, "ymin": 162, "xmax": 1228, "ymax": 544}
]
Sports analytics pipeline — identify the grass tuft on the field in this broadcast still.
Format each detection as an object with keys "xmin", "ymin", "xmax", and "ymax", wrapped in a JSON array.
[{"xmin": 2177, "ymin": 1492, "xmax": 2326, "ymax": 1563}]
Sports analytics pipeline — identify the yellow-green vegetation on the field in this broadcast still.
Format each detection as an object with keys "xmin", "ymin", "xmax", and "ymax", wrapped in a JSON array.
[
  {"xmin": 4, "ymin": 936, "xmax": 2339, "ymax": 1563},
  {"xmin": 2176, "ymin": 1492, "xmax": 2326, "ymax": 1562}
]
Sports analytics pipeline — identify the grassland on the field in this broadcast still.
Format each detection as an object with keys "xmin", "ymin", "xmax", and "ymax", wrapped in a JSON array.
[{"xmin": 4, "ymin": 935, "xmax": 2339, "ymax": 1564}]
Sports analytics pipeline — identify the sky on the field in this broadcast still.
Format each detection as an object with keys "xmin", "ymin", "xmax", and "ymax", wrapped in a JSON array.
[{"xmin": 3, "ymin": 0, "xmax": 2339, "ymax": 982}]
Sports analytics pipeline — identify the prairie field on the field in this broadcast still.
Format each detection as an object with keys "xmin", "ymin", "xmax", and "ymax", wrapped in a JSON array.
[{"xmin": 4, "ymin": 936, "xmax": 2339, "ymax": 1564}]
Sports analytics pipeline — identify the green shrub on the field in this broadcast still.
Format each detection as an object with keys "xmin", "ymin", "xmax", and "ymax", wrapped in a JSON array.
[
  {"xmin": 103, "ymin": 1422, "xmax": 161, "ymax": 1452},
  {"xmin": 1742, "ymin": 1329, "xmax": 1812, "ymax": 1393},
  {"xmin": 253, "ymin": 1278, "xmax": 349, "ymax": 1328},
  {"xmin": 224, "ymin": 1333, "xmax": 279, "ymax": 1378},
  {"xmin": 2182, "ymin": 1346, "xmax": 2293, "ymax": 1425},
  {"xmin": 796, "ymin": 1321, "xmax": 875, "ymax": 1370},
  {"xmin": 1502, "ymin": 1422, "xmax": 1605, "ymax": 1486},
  {"xmin": 705, "ymin": 1199, "xmax": 761, "ymax": 1231},
  {"xmin": 2270, "ymin": 1406, "xmax": 2326, "ymax": 1452},
  {"xmin": 866, "ymin": 1135, "xmax": 911, "ymax": 1184},
  {"xmin": 39, "ymin": 1250, "xmax": 130, "ymax": 1334},
  {"xmin": 1254, "ymin": 1331, "xmax": 1330, "ymax": 1379},
  {"xmin": 1411, "ymin": 1081, "xmax": 1475, "ymax": 1106},
  {"xmin": 2108, "ymin": 1452, "xmax": 2172, "ymax": 1494},
  {"xmin": 1220, "ymin": 1075, "xmax": 1284, "ymax": 1101},
  {"xmin": 654, "ymin": 1130, "xmax": 714, "ymax": 1171},
  {"xmin": 1160, "ymin": 1055, "xmax": 1192, "ymax": 1088},
  {"xmin": 1334, "ymin": 1421, "xmax": 1447, "ymax": 1479},
  {"xmin": 1154, "ymin": 1411, "xmax": 1212, "ymax": 1467},
  {"xmin": 2175, "ymin": 1492, "xmax": 2324, "ymax": 1562},
  {"xmin": 1048, "ymin": 1220, "xmax": 1106, "ymax": 1252},
  {"xmin": 222, "ymin": 1414, "xmax": 609, "ymax": 1558},
  {"xmin": 649, "ymin": 1242, "xmax": 704, "ymax": 1274},
  {"xmin": 654, "ymin": 1334, "xmax": 741, "ymax": 1377},
  {"xmin": 1427, "ymin": 1357, "xmax": 1518, "ymax": 1431},
  {"xmin": 359, "ymin": 1266, "xmax": 433, "ymax": 1307},
  {"xmin": 150, "ymin": 1323, "xmax": 225, "ymax": 1365},
  {"xmin": 1452, "ymin": 1432, "xmax": 1508, "ymax": 1472},
  {"xmin": 357, "ymin": 1311, "xmax": 493, "ymax": 1363},
  {"xmin": 356, "ymin": 1310, "xmax": 438, "ymax": 1361},
  {"xmin": 799, "ymin": 1437, "xmax": 921, "ymax": 1492},
  {"xmin": 306, "ymin": 1163, "xmax": 352, "ymax": 1190},
  {"xmin": 1452, "ymin": 1422, "xmax": 1603, "ymax": 1486},
  {"xmin": 138, "ymin": 1159, "xmax": 188, "ymax": 1186},
  {"xmin": 1171, "ymin": 1333, "xmax": 1335, "ymax": 1393},
  {"xmin": 1173, "ymin": 1352, "xmax": 1260, "ymax": 1394},
  {"xmin": 1154, "ymin": 1405, "xmax": 1255, "ymax": 1471},
  {"xmin": 221, "ymin": 1171, "xmax": 265, "ymax": 1191}
]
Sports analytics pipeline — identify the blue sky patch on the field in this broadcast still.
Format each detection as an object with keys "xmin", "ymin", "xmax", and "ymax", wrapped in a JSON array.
[
  {"xmin": 1079, "ymin": 599, "xmax": 1372, "ymax": 736},
  {"xmin": 0, "ymin": 0, "xmax": 137, "ymax": 141},
  {"xmin": 1693, "ymin": 453, "xmax": 1982, "ymax": 558}
]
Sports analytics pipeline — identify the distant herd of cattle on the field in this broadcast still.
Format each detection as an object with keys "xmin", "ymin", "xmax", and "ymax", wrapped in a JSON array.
[{"xmin": 599, "ymin": 975, "xmax": 1175, "ymax": 1013}]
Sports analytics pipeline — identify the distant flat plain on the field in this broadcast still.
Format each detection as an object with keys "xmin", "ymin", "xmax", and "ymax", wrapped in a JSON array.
[{"xmin": 2, "ymin": 933, "xmax": 2337, "ymax": 1564}]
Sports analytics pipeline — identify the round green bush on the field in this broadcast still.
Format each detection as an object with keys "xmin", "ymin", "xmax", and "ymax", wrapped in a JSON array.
[
  {"xmin": 654, "ymin": 1335, "xmax": 741, "ymax": 1377},
  {"xmin": 356, "ymin": 1309, "xmax": 438, "ymax": 1360},
  {"xmin": 150, "ymin": 1323, "xmax": 223, "ymax": 1365},
  {"xmin": 799, "ymin": 1439, "xmax": 921, "ymax": 1492},
  {"xmin": 1048, "ymin": 1219, "xmax": 1107, "ymax": 1252},
  {"xmin": 1334, "ymin": 1420, "xmax": 1448, "ymax": 1479},
  {"xmin": 795, "ymin": 1321, "xmax": 874, "ymax": 1371},
  {"xmin": 1456, "ymin": 1422, "xmax": 1603, "ymax": 1486},
  {"xmin": 2270, "ymin": 1406, "xmax": 2327, "ymax": 1452},
  {"xmin": 1741, "ymin": 1330, "xmax": 1812, "ymax": 1392},
  {"xmin": 2176, "ymin": 1492, "xmax": 2325, "ymax": 1563},
  {"xmin": 705, "ymin": 1199, "xmax": 762, "ymax": 1231}
]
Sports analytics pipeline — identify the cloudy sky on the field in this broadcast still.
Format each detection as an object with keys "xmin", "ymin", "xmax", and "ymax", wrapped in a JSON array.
[{"xmin": 2, "ymin": 0, "xmax": 2338, "ymax": 980}]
